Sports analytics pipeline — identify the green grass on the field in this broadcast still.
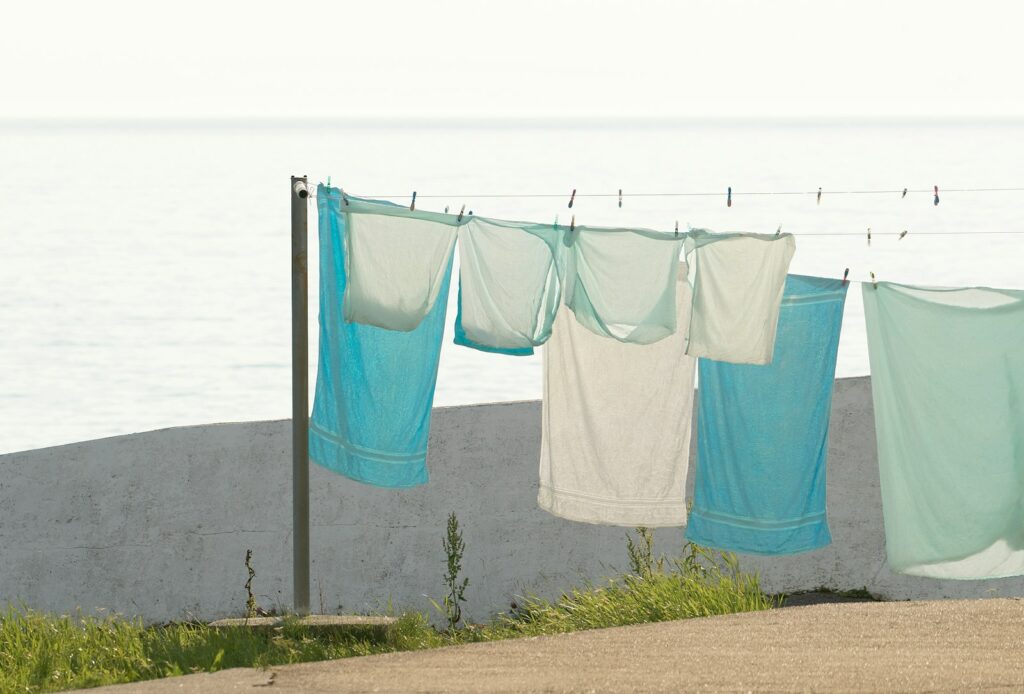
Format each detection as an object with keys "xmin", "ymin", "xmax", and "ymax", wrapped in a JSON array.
[
  {"xmin": 0, "ymin": 538, "xmax": 775, "ymax": 693},
  {"xmin": 480, "ymin": 542, "xmax": 777, "ymax": 640},
  {"xmin": 0, "ymin": 609, "xmax": 442, "ymax": 693}
]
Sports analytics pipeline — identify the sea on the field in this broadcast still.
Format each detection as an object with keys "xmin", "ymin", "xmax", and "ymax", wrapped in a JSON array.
[{"xmin": 2, "ymin": 118, "xmax": 1023, "ymax": 453}]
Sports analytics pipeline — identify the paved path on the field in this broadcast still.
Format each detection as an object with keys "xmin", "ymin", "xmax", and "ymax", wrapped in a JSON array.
[{"xmin": 86, "ymin": 598, "xmax": 1024, "ymax": 693}]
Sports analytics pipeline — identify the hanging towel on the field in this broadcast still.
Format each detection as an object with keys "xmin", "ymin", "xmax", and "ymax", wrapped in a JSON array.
[
  {"xmin": 563, "ymin": 226, "xmax": 685, "ymax": 344},
  {"xmin": 340, "ymin": 193, "xmax": 458, "ymax": 332},
  {"xmin": 454, "ymin": 216, "xmax": 563, "ymax": 354},
  {"xmin": 685, "ymin": 229, "xmax": 796, "ymax": 364},
  {"xmin": 863, "ymin": 282, "xmax": 1024, "ymax": 579},
  {"xmin": 309, "ymin": 186, "xmax": 451, "ymax": 488},
  {"xmin": 538, "ymin": 261, "xmax": 696, "ymax": 526},
  {"xmin": 686, "ymin": 275, "xmax": 848, "ymax": 555}
]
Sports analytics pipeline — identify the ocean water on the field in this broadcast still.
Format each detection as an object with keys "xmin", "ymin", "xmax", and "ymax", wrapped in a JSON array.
[{"xmin": 2, "ymin": 119, "xmax": 1023, "ymax": 453}]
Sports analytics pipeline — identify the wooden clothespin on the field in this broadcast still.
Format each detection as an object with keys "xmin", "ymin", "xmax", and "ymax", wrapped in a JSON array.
[
  {"xmin": 570, "ymin": 214, "xmax": 575, "ymax": 232},
  {"xmin": 568, "ymin": 189, "xmax": 576, "ymax": 209},
  {"xmin": 457, "ymin": 204, "xmax": 465, "ymax": 222},
  {"xmin": 870, "ymin": 271, "xmax": 878, "ymax": 288},
  {"xmin": 867, "ymin": 227, "xmax": 872, "ymax": 247},
  {"xmin": 934, "ymin": 185, "xmax": 940, "ymax": 206},
  {"xmin": 842, "ymin": 268, "xmax": 850, "ymax": 285},
  {"xmin": 817, "ymin": 187, "xmax": 822, "ymax": 205},
  {"xmin": 618, "ymin": 189, "xmax": 623, "ymax": 208},
  {"xmin": 444, "ymin": 205, "xmax": 449, "ymax": 214},
  {"xmin": 727, "ymin": 186, "xmax": 732, "ymax": 208},
  {"xmin": 674, "ymin": 220, "xmax": 679, "ymax": 238},
  {"xmin": 410, "ymin": 191, "xmax": 417, "ymax": 211},
  {"xmin": 776, "ymin": 225, "xmax": 782, "ymax": 237},
  {"xmin": 901, "ymin": 187, "xmax": 908, "ymax": 199},
  {"xmin": 898, "ymin": 230, "xmax": 908, "ymax": 240}
]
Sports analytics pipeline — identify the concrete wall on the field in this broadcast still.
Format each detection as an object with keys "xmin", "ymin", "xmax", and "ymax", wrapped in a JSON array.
[{"xmin": 1, "ymin": 376, "xmax": 1021, "ymax": 624}]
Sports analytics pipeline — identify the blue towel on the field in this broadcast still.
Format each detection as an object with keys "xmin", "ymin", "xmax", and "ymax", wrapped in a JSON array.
[
  {"xmin": 686, "ymin": 275, "xmax": 848, "ymax": 555},
  {"xmin": 309, "ymin": 185, "xmax": 452, "ymax": 488}
]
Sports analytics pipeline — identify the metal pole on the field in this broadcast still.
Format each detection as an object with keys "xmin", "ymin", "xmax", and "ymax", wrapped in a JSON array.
[{"xmin": 291, "ymin": 175, "xmax": 310, "ymax": 615}]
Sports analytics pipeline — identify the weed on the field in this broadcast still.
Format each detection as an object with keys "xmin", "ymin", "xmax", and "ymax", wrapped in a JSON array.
[
  {"xmin": 625, "ymin": 526, "xmax": 664, "ymax": 578},
  {"xmin": 244, "ymin": 549, "xmax": 258, "ymax": 620},
  {"xmin": 440, "ymin": 512, "xmax": 469, "ymax": 632}
]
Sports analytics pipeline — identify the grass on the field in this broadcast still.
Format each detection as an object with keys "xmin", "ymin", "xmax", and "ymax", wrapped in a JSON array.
[
  {"xmin": 480, "ymin": 541, "xmax": 776, "ymax": 639},
  {"xmin": 0, "ymin": 609, "xmax": 443, "ymax": 693},
  {"xmin": 0, "ymin": 536, "xmax": 776, "ymax": 693}
]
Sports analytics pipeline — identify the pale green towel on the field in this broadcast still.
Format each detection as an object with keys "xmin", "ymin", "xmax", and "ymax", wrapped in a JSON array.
[{"xmin": 864, "ymin": 282, "xmax": 1024, "ymax": 579}]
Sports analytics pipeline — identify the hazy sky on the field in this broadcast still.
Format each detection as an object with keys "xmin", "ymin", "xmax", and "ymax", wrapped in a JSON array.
[{"xmin": 3, "ymin": 0, "xmax": 1023, "ymax": 119}]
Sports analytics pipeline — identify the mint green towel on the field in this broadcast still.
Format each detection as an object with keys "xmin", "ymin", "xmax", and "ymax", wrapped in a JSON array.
[{"xmin": 863, "ymin": 282, "xmax": 1024, "ymax": 579}]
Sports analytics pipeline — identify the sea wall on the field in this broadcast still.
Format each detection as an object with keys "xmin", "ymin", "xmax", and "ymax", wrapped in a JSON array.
[{"xmin": 2, "ymin": 376, "xmax": 1021, "ymax": 623}]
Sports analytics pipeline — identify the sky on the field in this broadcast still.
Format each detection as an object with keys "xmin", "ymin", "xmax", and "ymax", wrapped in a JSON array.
[{"xmin": 2, "ymin": 0, "xmax": 1023, "ymax": 120}]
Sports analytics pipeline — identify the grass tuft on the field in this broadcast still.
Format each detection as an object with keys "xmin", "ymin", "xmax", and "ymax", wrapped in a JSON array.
[{"xmin": 481, "ymin": 540, "xmax": 777, "ymax": 640}]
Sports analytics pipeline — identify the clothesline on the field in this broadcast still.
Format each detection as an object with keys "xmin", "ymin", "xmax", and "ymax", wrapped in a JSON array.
[
  {"xmin": 313, "ymin": 187, "xmax": 1024, "ymax": 198},
  {"xmin": 305, "ymin": 185, "xmax": 1024, "ymax": 237},
  {"xmin": 786, "ymin": 230, "xmax": 1024, "ymax": 236}
]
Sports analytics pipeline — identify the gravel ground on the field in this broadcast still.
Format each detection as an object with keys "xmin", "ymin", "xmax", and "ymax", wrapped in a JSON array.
[{"xmin": 83, "ymin": 598, "xmax": 1024, "ymax": 693}]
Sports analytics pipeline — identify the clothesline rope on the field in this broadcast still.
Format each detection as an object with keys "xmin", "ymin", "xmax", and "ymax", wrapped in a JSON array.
[
  {"xmin": 308, "ymin": 186, "xmax": 1024, "ymax": 239},
  {"xmin": 790, "ymin": 230, "xmax": 1024, "ymax": 236},
  {"xmin": 318, "ymin": 187, "xmax": 1024, "ymax": 199}
]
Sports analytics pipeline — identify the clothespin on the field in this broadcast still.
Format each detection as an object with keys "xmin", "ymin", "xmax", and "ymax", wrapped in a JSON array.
[
  {"xmin": 898, "ymin": 230, "xmax": 908, "ymax": 240},
  {"xmin": 327, "ymin": 176, "xmax": 331, "ymax": 187},
  {"xmin": 933, "ymin": 185, "xmax": 940, "ymax": 206},
  {"xmin": 842, "ymin": 268, "xmax": 850, "ymax": 285},
  {"xmin": 775, "ymin": 225, "xmax": 782, "ymax": 237},
  {"xmin": 901, "ymin": 187, "xmax": 908, "ymax": 199},
  {"xmin": 727, "ymin": 186, "xmax": 732, "ymax": 208},
  {"xmin": 468, "ymin": 210, "xmax": 474, "ymax": 216},
  {"xmin": 568, "ymin": 189, "xmax": 576, "ymax": 209},
  {"xmin": 444, "ymin": 205, "xmax": 449, "ymax": 214},
  {"xmin": 674, "ymin": 220, "xmax": 679, "ymax": 238},
  {"xmin": 870, "ymin": 271, "xmax": 877, "ymax": 288},
  {"xmin": 410, "ymin": 191, "xmax": 417, "ymax": 211},
  {"xmin": 570, "ymin": 214, "xmax": 575, "ymax": 232},
  {"xmin": 553, "ymin": 214, "xmax": 559, "ymax": 229},
  {"xmin": 618, "ymin": 189, "xmax": 623, "ymax": 208},
  {"xmin": 457, "ymin": 204, "xmax": 465, "ymax": 222},
  {"xmin": 817, "ymin": 187, "xmax": 822, "ymax": 205},
  {"xmin": 867, "ymin": 227, "xmax": 872, "ymax": 247},
  {"xmin": 342, "ymin": 192, "xmax": 349, "ymax": 205}
]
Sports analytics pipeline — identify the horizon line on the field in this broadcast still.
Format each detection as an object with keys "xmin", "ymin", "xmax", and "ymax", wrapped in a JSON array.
[{"xmin": 3, "ymin": 115, "xmax": 1024, "ymax": 130}]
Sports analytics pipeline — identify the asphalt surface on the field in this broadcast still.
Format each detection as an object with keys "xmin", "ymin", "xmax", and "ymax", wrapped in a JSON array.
[{"xmin": 83, "ymin": 598, "xmax": 1024, "ymax": 693}]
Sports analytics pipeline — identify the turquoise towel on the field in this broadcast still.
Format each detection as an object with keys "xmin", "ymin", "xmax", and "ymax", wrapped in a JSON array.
[
  {"xmin": 686, "ymin": 275, "xmax": 848, "ymax": 555},
  {"xmin": 864, "ymin": 282, "xmax": 1024, "ymax": 579},
  {"xmin": 309, "ymin": 185, "xmax": 452, "ymax": 488}
]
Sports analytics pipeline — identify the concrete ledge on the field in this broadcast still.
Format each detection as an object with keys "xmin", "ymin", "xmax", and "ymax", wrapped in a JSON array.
[{"xmin": 209, "ymin": 615, "xmax": 396, "ymax": 638}]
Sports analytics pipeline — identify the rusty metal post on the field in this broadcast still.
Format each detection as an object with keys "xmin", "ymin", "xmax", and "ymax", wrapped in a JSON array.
[{"xmin": 291, "ymin": 175, "xmax": 310, "ymax": 615}]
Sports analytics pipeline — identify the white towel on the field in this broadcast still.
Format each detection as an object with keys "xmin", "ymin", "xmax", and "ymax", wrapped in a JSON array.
[
  {"xmin": 538, "ymin": 261, "xmax": 695, "ymax": 527},
  {"xmin": 341, "ymin": 196, "xmax": 458, "ymax": 332},
  {"xmin": 685, "ymin": 231, "xmax": 795, "ymax": 365}
]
